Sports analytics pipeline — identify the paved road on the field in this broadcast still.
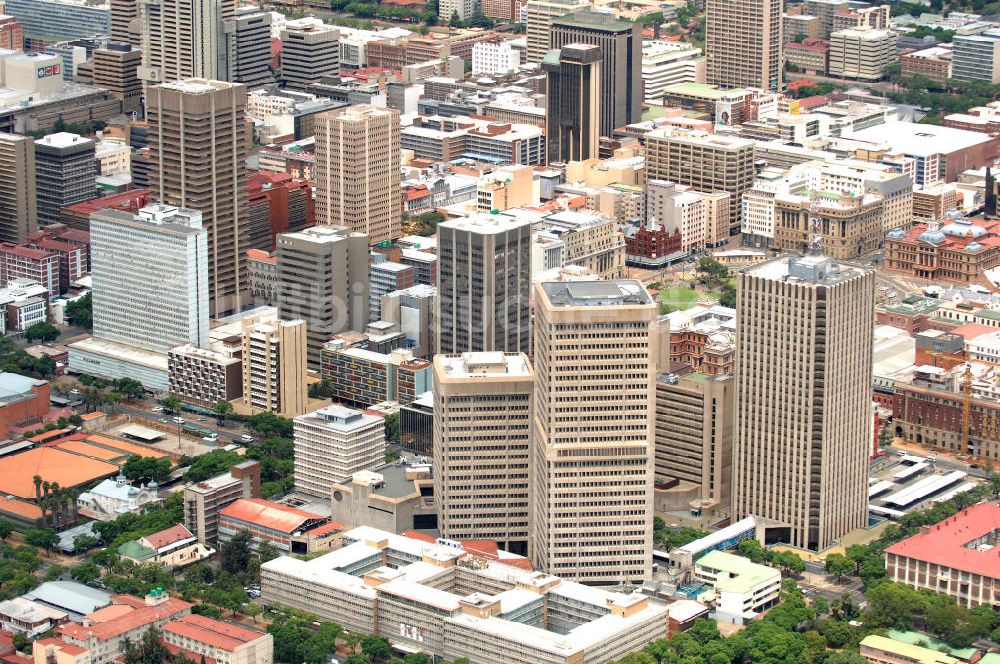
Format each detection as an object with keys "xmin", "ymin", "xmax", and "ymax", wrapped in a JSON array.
[
  {"xmin": 118, "ymin": 404, "xmax": 250, "ymax": 445},
  {"xmin": 886, "ymin": 443, "xmax": 992, "ymax": 479}
]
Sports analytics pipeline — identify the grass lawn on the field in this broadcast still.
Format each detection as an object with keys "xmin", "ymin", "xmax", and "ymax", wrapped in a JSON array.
[{"xmin": 658, "ymin": 286, "xmax": 701, "ymax": 313}]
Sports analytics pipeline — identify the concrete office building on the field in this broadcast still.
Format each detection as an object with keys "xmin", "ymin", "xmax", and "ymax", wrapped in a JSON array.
[
  {"xmin": 641, "ymin": 41, "xmax": 706, "ymax": 104},
  {"xmin": 439, "ymin": 0, "xmax": 473, "ymax": 22},
  {"xmin": 773, "ymin": 191, "xmax": 884, "ymax": 260},
  {"xmin": 293, "ymin": 404, "xmax": 386, "ymax": 498},
  {"xmin": 370, "ymin": 260, "xmax": 413, "ymax": 322},
  {"xmin": 183, "ymin": 461, "xmax": 260, "ymax": 544},
  {"xmin": 168, "ymin": 343, "xmax": 243, "ymax": 408},
  {"xmin": 147, "ymin": 79, "xmax": 247, "ymax": 316},
  {"xmin": 532, "ymin": 281, "xmax": 657, "ymax": 583},
  {"xmin": 242, "ymin": 317, "xmax": 307, "ymax": 417},
  {"xmin": 436, "ymin": 214, "xmax": 531, "ymax": 355},
  {"xmin": 645, "ymin": 128, "xmax": 755, "ymax": 235},
  {"xmin": 34, "ymin": 133, "xmax": 96, "ymax": 227},
  {"xmin": 953, "ymin": 30, "xmax": 1000, "ymax": 84},
  {"xmin": 110, "ymin": 0, "xmax": 139, "ymax": 44},
  {"xmin": 330, "ymin": 465, "xmax": 437, "ymax": 533},
  {"xmin": 543, "ymin": 44, "xmax": 601, "ymax": 164},
  {"xmin": 803, "ymin": 0, "xmax": 848, "ymax": 37},
  {"xmin": 828, "ymin": 27, "xmax": 896, "ymax": 81},
  {"xmin": 434, "ymin": 352, "xmax": 533, "ymax": 555},
  {"xmin": 380, "ymin": 284, "xmax": 436, "ymax": 358},
  {"xmin": 732, "ymin": 254, "xmax": 874, "ymax": 551},
  {"xmin": 314, "ymin": 105, "xmax": 401, "ymax": 245},
  {"xmin": 275, "ymin": 226, "xmax": 370, "ymax": 367},
  {"xmin": 4, "ymin": 0, "xmax": 109, "ymax": 43},
  {"xmin": 0, "ymin": 134, "xmax": 36, "ymax": 244},
  {"xmin": 92, "ymin": 43, "xmax": 143, "ymax": 115},
  {"xmin": 705, "ymin": 0, "xmax": 781, "ymax": 89},
  {"xmin": 138, "ymin": 0, "xmax": 234, "ymax": 86},
  {"xmin": 280, "ymin": 20, "xmax": 340, "ymax": 91},
  {"xmin": 90, "ymin": 204, "xmax": 209, "ymax": 353},
  {"xmin": 525, "ymin": 0, "xmax": 584, "ymax": 62},
  {"xmin": 232, "ymin": 8, "xmax": 274, "ymax": 90},
  {"xmin": 550, "ymin": 9, "xmax": 642, "ymax": 137},
  {"xmin": 654, "ymin": 372, "xmax": 734, "ymax": 513}
]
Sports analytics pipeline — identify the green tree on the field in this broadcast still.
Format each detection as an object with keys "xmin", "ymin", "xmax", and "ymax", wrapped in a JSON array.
[
  {"xmin": 24, "ymin": 322, "xmax": 59, "ymax": 342},
  {"xmin": 220, "ymin": 529, "xmax": 254, "ymax": 576},
  {"xmin": 361, "ymin": 634, "xmax": 393, "ymax": 660},
  {"xmin": 737, "ymin": 539, "xmax": 768, "ymax": 563},
  {"xmin": 824, "ymin": 553, "xmax": 854, "ymax": 580},
  {"xmin": 246, "ymin": 412, "xmax": 294, "ymax": 437},
  {"xmin": 384, "ymin": 411, "xmax": 400, "ymax": 443},
  {"xmin": 0, "ymin": 518, "xmax": 12, "ymax": 541},
  {"xmin": 65, "ymin": 292, "xmax": 93, "ymax": 330},
  {"xmin": 448, "ymin": 10, "xmax": 462, "ymax": 26},
  {"xmin": 343, "ymin": 656, "xmax": 368, "ymax": 664},
  {"xmin": 71, "ymin": 562, "xmax": 100, "ymax": 585},
  {"xmin": 159, "ymin": 395, "xmax": 182, "ymax": 413},
  {"xmin": 24, "ymin": 527, "xmax": 59, "ymax": 552}
]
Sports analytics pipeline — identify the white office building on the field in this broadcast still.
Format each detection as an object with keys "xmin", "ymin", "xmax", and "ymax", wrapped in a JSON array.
[
  {"xmin": 472, "ymin": 41, "xmax": 521, "ymax": 74},
  {"xmin": 293, "ymin": 405, "xmax": 386, "ymax": 498},
  {"xmin": 641, "ymin": 41, "xmax": 705, "ymax": 103}
]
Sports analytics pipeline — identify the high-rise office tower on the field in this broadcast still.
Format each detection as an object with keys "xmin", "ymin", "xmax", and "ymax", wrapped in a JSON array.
[
  {"xmin": 314, "ymin": 105, "xmax": 401, "ymax": 245},
  {"xmin": 242, "ymin": 317, "xmax": 307, "ymax": 417},
  {"xmin": 147, "ymin": 79, "xmax": 247, "ymax": 316},
  {"xmin": 90, "ymin": 204, "xmax": 210, "ymax": 353},
  {"xmin": 732, "ymin": 254, "xmax": 874, "ymax": 551},
  {"xmin": 644, "ymin": 127, "xmax": 755, "ymax": 236},
  {"xmin": 280, "ymin": 20, "xmax": 340, "ymax": 91},
  {"xmin": 550, "ymin": 9, "xmax": 642, "ymax": 137},
  {"xmin": 524, "ymin": 0, "xmax": 584, "ymax": 62},
  {"xmin": 543, "ymin": 44, "xmax": 601, "ymax": 164},
  {"xmin": 436, "ymin": 214, "xmax": 531, "ymax": 355},
  {"xmin": 232, "ymin": 8, "xmax": 274, "ymax": 90},
  {"xmin": 434, "ymin": 352, "xmax": 533, "ymax": 555},
  {"xmin": 532, "ymin": 280, "xmax": 657, "ymax": 584},
  {"xmin": 705, "ymin": 0, "xmax": 782, "ymax": 90},
  {"xmin": 0, "ymin": 133, "xmax": 37, "ymax": 244},
  {"xmin": 110, "ymin": 0, "xmax": 139, "ymax": 44},
  {"xmin": 138, "ymin": 0, "xmax": 234, "ymax": 86},
  {"xmin": 34, "ymin": 133, "xmax": 97, "ymax": 227},
  {"xmin": 92, "ymin": 42, "xmax": 143, "ymax": 115},
  {"xmin": 275, "ymin": 225, "xmax": 370, "ymax": 367}
]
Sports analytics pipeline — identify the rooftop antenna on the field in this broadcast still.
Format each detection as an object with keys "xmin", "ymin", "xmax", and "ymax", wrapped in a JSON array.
[{"xmin": 808, "ymin": 192, "xmax": 824, "ymax": 256}]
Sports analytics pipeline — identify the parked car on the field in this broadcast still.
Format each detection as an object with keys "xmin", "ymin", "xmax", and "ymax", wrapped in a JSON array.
[
  {"xmin": 173, "ymin": 416, "xmax": 185, "ymax": 424},
  {"xmin": 241, "ymin": 434, "xmax": 254, "ymax": 443}
]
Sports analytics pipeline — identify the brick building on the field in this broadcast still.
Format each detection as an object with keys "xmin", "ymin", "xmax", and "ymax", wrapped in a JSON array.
[
  {"xmin": 884, "ymin": 213, "xmax": 1000, "ymax": 284},
  {"xmin": 0, "ymin": 244, "xmax": 59, "ymax": 300}
]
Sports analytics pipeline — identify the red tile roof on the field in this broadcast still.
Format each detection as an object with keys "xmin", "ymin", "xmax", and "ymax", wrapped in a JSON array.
[
  {"xmin": 950, "ymin": 323, "xmax": 997, "ymax": 340},
  {"xmin": 57, "ymin": 598, "xmax": 191, "ymax": 642},
  {"xmin": 142, "ymin": 524, "xmax": 195, "ymax": 550},
  {"xmin": 1, "ymin": 653, "xmax": 33, "ymax": 664},
  {"xmin": 219, "ymin": 498, "xmax": 324, "ymax": 535},
  {"xmin": 885, "ymin": 503, "xmax": 1000, "ymax": 578},
  {"xmin": 35, "ymin": 638, "xmax": 87, "ymax": 656},
  {"xmin": 402, "ymin": 530, "xmax": 435, "ymax": 543},
  {"xmin": 163, "ymin": 615, "xmax": 265, "ymax": 652},
  {"xmin": 163, "ymin": 641, "xmax": 217, "ymax": 664},
  {"xmin": 247, "ymin": 249, "xmax": 277, "ymax": 263},
  {"xmin": 307, "ymin": 521, "xmax": 344, "ymax": 536}
]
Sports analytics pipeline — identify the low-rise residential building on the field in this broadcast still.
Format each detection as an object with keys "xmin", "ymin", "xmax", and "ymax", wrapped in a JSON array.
[
  {"xmin": 261, "ymin": 526, "xmax": 668, "ymax": 664},
  {"xmin": 161, "ymin": 614, "xmax": 273, "ymax": 664},
  {"xmin": 0, "ymin": 244, "xmax": 59, "ymax": 301},
  {"xmin": 218, "ymin": 498, "xmax": 343, "ymax": 555},
  {"xmin": 884, "ymin": 503, "xmax": 999, "ymax": 608},
  {"xmin": 330, "ymin": 464, "xmax": 437, "ymax": 533},
  {"xmin": 116, "ymin": 524, "xmax": 214, "ymax": 569},
  {"xmin": 183, "ymin": 461, "xmax": 261, "ymax": 545},
  {"xmin": 293, "ymin": 405, "xmax": 386, "ymax": 498},
  {"xmin": 693, "ymin": 550, "xmax": 781, "ymax": 624},
  {"xmin": 0, "ymin": 598, "xmax": 67, "ymax": 637}
]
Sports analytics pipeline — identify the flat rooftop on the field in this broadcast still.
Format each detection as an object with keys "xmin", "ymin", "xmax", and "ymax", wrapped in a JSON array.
[
  {"xmin": 436, "ymin": 352, "xmax": 531, "ymax": 378},
  {"xmin": 744, "ymin": 253, "xmax": 868, "ymax": 286},
  {"xmin": 840, "ymin": 121, "xmax": 994, "ymax": 157},
  {"xmin": 540, "ymin": 280, "xmax": 652, "ymax": 307},
  {"xmin": 438, "ymin": 212, "xmax": 529, "ymax": 234}
]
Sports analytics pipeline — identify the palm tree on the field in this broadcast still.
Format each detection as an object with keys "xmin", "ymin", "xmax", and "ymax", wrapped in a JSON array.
[
  {"xmin": 32, "ymin": 475, "xmax": 42, "ymax": 503},
  {"xmin": 49, "ymin": 484, "xmax": 61, "ymax": 526}
]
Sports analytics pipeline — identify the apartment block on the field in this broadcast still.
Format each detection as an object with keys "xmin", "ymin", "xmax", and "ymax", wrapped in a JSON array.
[
  {"xmin": 532, "ymin": 281, "xmax": 656, "ymax": 584},
  {"xmin": 275, "ymin": 225, "xmax": 370, "ymax": 366},
  {"xmin": 241, "ymin": 317, "xmax": 307, "ymax": 417},
  {"xmin": 183, "ymin": 461, "xmax": 261, "ymax": 545},
  {"xmin": 34, "ymin": 133, "xmax": 96, "ymax": 228},
  {"xmin": 0, "ymin": 246, "xmax": 58, "ymax": 300},
  {"xmin": 161, "ymin": 615, "xmax": 272, "ymax": 664},
  {"xmin": 434, "ymin": 352, "xmax": 533, "ymax": 555},
  {"xmin": 314, "ymin": 105, "xmax": 401, "ymax": 245},
  {"xmin": 293, "ymin": 404, "xmax": 386, "ymax": 497},
  {"xmin": 147, "ymin": 79, "xmax": 248, "ymax": 316},
  {"xmin": 319, "ymin": 344, "xmax": 433, "ymax": 407},
  {"xmin": 110, "ymin": 0, "xmax": 138, "ymax": 43},
  {"xmin": 168, "ymin": 344, "xmax": 243, "ymax": 408},
  {"xmin": 436, "ymin": 214, "xmax": 531, "ymax": 355},
  {"xmin": 732, "ymin": 254, "xmax": 874, "ymax": 551},
  {"xmin": 0, "ymin": 133, "xmax": 36, "ymax": 244}
]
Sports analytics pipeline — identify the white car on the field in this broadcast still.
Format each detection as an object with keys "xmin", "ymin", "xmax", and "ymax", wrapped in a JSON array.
[
  {"xmin": 240, "ymin": 434, "xmax": 254, "ymax": 443},
  {"xmin": 172, "ymin": 416, "xmax": 185, "ymax": 424},
  {"xmin": 202, "ymin": 435, "xmax": 219, "ymax": 443},
  {"xmin": 152, "ymin": 406, "xmax": 163, "ymax": 412}
]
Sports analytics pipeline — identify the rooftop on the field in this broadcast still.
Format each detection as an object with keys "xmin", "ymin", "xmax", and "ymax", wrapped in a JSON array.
[
  {"xmin": 860, "ymin": 635, "xmax": 959, "ymax": 664},
  {"xmin": 435, "ymin": 352, "xmax": 532, "ymax": 379},
  {"xmin": 439, "ymin": 212, "xmax": 530, "ymax": 234},
  {"xmin": 163, "ymin": 615, "xmax": 266, "ymax": 651},
  {"xmin": 661, "ymin": 82, "xmax": 748, "ymax": 99},
  {"xmin": 745, "ymin": 253, "xmax": 868, "ymax": 286},
  {"xmin": 540, "ymin": 280, "xmax": 653, "ymax": 307},
  {"xmin": 696, "ymin": 550, "xmax": 780, "ymax": 594},
  {"xmin": 25, "ymin": 581, "xmax": 112, "ymax": 617},
  {"xmin": 220, "ymin": 498, "xmax": 327, "ymax": 535},
  {"xmin": 884, "ymin": 503, "xmax": 1000, "ymax": 578},
  {"xmin": 841, "ymin": 121, "xmax": 994, "ymax": 157},
  {"xmin": 0, "ymin": 447, "xmax": 119, "ymax": 499}
]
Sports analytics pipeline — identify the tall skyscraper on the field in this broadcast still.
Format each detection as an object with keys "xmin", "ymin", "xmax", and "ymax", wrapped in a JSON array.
[
  {"xmin": 34, "ymin": 133, "xmax": 97, "ymax": 227},
  {"xmin": 434, "ymin": 352, "xmax": 533, "ymax": 555},
  {"xmin": 550, "ymin": 9, "xmax": 642, "ymax": 137},
  {"xmin": 242, "ymin": 317, "xmax": 307, "ymax": 417},
  {"xmin": 314, "ymin": 105, "xmax": 401, "ymax": 245},
  {"xmin": 90, "ymin": 204, "xmax": 210, "ymax": 353},
  {"xmin": 732, "ymin": 254, "xmax": 874, "ymax": 551},
  {"xmin": 110, "ymin": 0, "xmax": 139, "ymax": 44},
  {"xmin": 275, "ymin": 225, "xmax": 370, "ymax": 367},
  {"xmin": 0, "ymin": 133, "xmax": 37, "ymax": 244},
  {"xmin": 436, "ymin": 214, "xmax": 531, "ymax": 355},
  {"xmin": 138, "ymin": 0, "xmax": 234, "ymax": 86},
  {"xmin": 705, "ymin": 0, "xmax": 782, "ymax": 90},
  {"xmin": 543, "ymin": 44, "xmax": 601, "ymax": 164},
  {"xmin": 232, "ymin": 8, "xmax": 274, "ymax": 90},
  {"xmin": 147, "ymin": 79, "xmax": 247, "ymax": 315},
  {"xmin": 524, "ymin": 0, "xmax": 584, "ymax": 62},
  {"xmin": 532, "ymin": 280, "xmax": 657, "ymax": 584},
  {"xmin": 280, "ymin": 20, "xmax": 340, "ymax": 92},
  {"xmin": 92, "ymin": 42, "xmax": 143, "ymax": 115}
]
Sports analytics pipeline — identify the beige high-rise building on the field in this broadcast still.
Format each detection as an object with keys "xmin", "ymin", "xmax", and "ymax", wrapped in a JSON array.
[
  {"xmin": 828, "ymin": 27, "xmax": 897, "ymax": 81},
  {"xmin": 532, "ymin": 280, "xmax": 657, "ymax": 584},
  {"xmin": 644, "ymin": 127, "xmax": 755, "ymax": 237},
  {"xmin": 138, "ymin": 0, "xmax": 235, "ymax": 86},
  {"xmin": 705, "ymin": 0, "xmax": 782, "ymax": 90},
  {"xmin": 0, "ymin": 133, "xmax": 36, "ymax": 244},
  {"xmin": 774, "ymin": 191, "xmax": 884, "ymax": 260},
  {"xmin": 524, "ymin": 0, "xmax": 585, "ymax": 63},
  {"xmin": 111, "ymin": 0, "xmax": 140, "ymax": 44},
  {"xmin": 732, "ymin": 254, "xmax": 874, "ymax": 551},
  {"xmin": 314, "ymin": 105, "xmax": 401, "ymax": 245},
  {"xmin": 147, "ymin": 79, "xmax": 247, "ymax": 315},
  {"xmin": 434, "ymin": 352, "xmax": 533, "ymax": 556},
  {"xmin": 242, "ymin": 317, "xmax": 308, "ymax": 417},
  {"xmin": 92, "ymin": 43, "xmax": 143, "ymax": 115}
]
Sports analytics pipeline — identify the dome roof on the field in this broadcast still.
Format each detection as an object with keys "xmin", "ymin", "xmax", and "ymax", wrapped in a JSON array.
[
  {"xmin": 886, "ymin": 228, "xmax": 906, "ymax": 239},
  {"xmin": 918, "ymin": 229, "xmax": 945, "ymax": 244},
  {"xmin": 941, "ymin": 218, "xmax": 988, "ymax": 238},
  {"xmin": 965, "ymin": 242, "xmax": 984, "ymax": 253}
]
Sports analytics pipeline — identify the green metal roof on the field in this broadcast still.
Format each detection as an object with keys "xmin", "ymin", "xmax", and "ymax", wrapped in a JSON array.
[
  {"xmin": 663, "ymin": 82, "xmax": 749, "ymax": 100},
  {"xmin": 117, "ymin": 540, "xmax": 156, "ymax": 561}
]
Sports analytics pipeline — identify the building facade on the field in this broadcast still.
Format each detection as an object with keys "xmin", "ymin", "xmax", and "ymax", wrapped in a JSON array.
[
  {"xmin": 293, "ymin": 405, "xmax": 386, "ymax": 498},
  {"xmin": 0, "ymin": 133, "xmax": 37, "ymax": 244},
  {"xmin": 543, "ymin": 44, "xmax": 602, "ymax": 164},
  {"xmin": 241, "ymin": 317, "xmax": 307, "ymax": 417},
  {"xmin": 705, "ymin": 0, "xmax": 782, "ymax": 89},
  {"xmin": 34, "ymin": 133, "xmax": 96, "ymax": 227}
]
